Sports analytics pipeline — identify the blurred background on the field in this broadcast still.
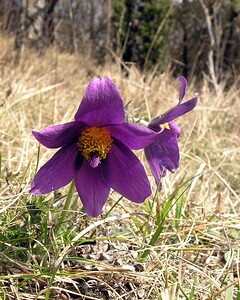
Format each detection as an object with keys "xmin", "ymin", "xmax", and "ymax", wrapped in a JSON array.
[{"xmin": 1, "ymin": 0, "xmax": 240, "ymax": 89}]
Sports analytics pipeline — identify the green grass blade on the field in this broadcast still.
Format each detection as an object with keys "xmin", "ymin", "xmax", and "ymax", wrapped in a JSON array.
[
  {"xmin": 189, "ymin": 273, "xmax": 198, "ymax": 299},
  {"xmin": 54, "ymin": 180, "xmax": 75, "ymax": 234},
  {"xmin": 175, "ymin": 186, "xmax": 184, "ymax": 229},
  {"xmin": 141, "ymin": 184, "xmax": 159, "ymax": 248},
  {"xmin": 106, "ymin": 195, "xmax": 123, "ymax": 216},
  {"xmin": 141, "ymin": 181, "xmax": 190, "ymax": 259}
]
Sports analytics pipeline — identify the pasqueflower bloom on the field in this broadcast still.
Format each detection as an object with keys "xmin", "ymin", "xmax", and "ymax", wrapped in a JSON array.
[
  {"xmin": 30, "ymin": 77, "xmax": 158, "ymax": 217},
  {"xmin": 144, "ymin": 76, "xmax": 198, "ymax": 189}
]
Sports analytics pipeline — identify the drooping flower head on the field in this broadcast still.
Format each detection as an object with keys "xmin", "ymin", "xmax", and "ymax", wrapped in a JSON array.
[
  {"xmin": 144, "ymin": 76, "xmax": 199, "ymax": 189},
  {"xmin": 30, "ymin": 77, "xmax": 158, "ymax": 217}
]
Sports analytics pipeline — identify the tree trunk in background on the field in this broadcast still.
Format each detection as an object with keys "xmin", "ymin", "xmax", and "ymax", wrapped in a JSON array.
[
  {"xmin": 89, "ymin": 0, "xmax": 96, "ymax": 58},
  {"xmin": 223, "ymin": 4, "xmax": 239, "ymax": 77},
  {"xmin": 199, "ymin": 0, "xmax": 221, "ymax": 94},
  {"xmin": 44, "ymin": 0, "xmax": 59, "ymax": 45},
  {"xmin": 105, "ymin": 0, "xmax": 112, "ymax": 64},
  {"xmin": 182, "ymin": 28, "xmax": 188, "ymax": 78},
  {"xmin": 1, "ymin": 0, "xmax": 21, "ymax": 32},
  {"xmin": 14, "ymin": 0, "xmax": 28, "ymax": 65},
  {"xmin": 123, "ymin": 0, "xmax": 136, "ymax": 63},
  {"xmin": 182, "ymin": 0, "xmax": 189, "ymax": 78}
]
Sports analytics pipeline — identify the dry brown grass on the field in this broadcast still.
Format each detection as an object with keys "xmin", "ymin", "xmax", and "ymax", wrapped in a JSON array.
[{"xmin": 0, "ymin": 34, "xmax": 240, "ymax": 299}]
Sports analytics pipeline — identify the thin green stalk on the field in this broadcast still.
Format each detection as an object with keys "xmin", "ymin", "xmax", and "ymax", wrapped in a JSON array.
[
  {"xmin": 54, "ymin": 180, "xmax": 75, "ymax": 234},
  {"xmin": 178, "ymin": 284, "xmax": 189, "ymax": 300},
  {"xmin": 189, "ymin": 273, "xmax": 198, "ymax": 299},
  {"xmin": 141, "ymin": 183, "xmax": 191, "ymax": 259},
  {"xmin": 106, "ymin": 195, "xmax": 123, "ymax": 217},
  {"xmin": 174, "ymin": 187, "xmax": 184, "ymax": 229},
  {"xmin": 0, "ymin": 285, "xmax": 6, "ymax": 300},
  {"xmin": 45, "ymin": 181, "xmax": 75, "ymax": 300},
  {"xmin": 141, "ymin": 183, "xmax": 159, "ymax": 248},
  {"xmin": 34, "ymin": 144, "xmax": 41, "ymax": 177}
]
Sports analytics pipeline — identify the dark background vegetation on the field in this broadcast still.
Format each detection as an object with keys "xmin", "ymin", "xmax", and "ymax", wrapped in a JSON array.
[{"xmin": 1, "ymin": 0, "xmax": 240, "ymax": 89}]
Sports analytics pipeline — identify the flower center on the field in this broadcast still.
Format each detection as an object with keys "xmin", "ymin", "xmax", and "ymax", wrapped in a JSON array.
[
  {"xmin": 161, "ymin": 122, "xmax": 170, "ymax": 130},
  {"xmin": 77, "ymin": 127, "xmax": 113, "ymax": 166}
]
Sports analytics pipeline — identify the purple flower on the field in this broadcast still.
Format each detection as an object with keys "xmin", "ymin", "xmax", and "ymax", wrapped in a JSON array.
[
  {"xmin": 144, "ymin": 76, "xmax": 199, "ymax": 189},
  {"xmin": 30, "ymin": 77, "xmax": 158, "ymax": 217}
]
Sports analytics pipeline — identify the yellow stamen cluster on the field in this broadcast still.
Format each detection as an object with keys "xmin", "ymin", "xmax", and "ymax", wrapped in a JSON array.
[
  {"xmin": 162, "ymin": 122, "xmax": 170, "ymax": 130},
  {"xmin": 77, "ymin": 127, "xmax": 113, "ymax": 161}
]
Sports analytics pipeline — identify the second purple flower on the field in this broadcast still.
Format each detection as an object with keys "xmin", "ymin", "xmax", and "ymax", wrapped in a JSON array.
[{"xmin": 144, "ymin": 76, "xmax": 199, "ymax": 189}]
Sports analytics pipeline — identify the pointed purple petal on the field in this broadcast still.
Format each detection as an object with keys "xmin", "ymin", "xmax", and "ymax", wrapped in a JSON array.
[
  {"xmin": 149, "ymin": 94, "xmax": 198, "ymax": 126},
  {"xmin": 102, "ymin": 141, "xmax": 151, "ymax": 203},
  {"xmin": 30, "ymin": 143, "xmax": 81, "ymax": 195},
  {"xmin": 144, "ymin": 145, "xmax": 166, "ymax": 189},
  {"xmin": 177, "ymin": 76, "xmax": 187, "ymax": 103},
  {"xmin": 32, "ymin": 121, "xmax": 84, "ymax": 149},
  {"xmin": 75, "ymin": 77, "xmax": 125, "ymax": 126},
  {"xmin": 145, "ymin": 124, "xmax": 180, "ymax": 186},
  {"xmin": 106, "ymin": 122, "xmax": 158, "ymax": 150},
  {"xmin": 75, "ymin": 160, "xmax": 110, "ymax": 217},
  {"xmin": 154, "ymin": 125, "xmax": 180, "ymax": 172},
  {"xmin": 167, "ymin": 121, "xmax": 181, "ymax": 138}
]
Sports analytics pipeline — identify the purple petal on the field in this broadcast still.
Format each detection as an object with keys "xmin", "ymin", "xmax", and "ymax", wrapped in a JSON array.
[
  {"xmin": 177, "ymin": 76, "xmax": 187, "ymax": 103},
  {"xmin": 149, "ymin": 94, "xmax": 198, "ymax": 126},
  {"xmin": 144, "ymin": 146, "xmax": 166, "ymax": 189},
  {"xmin": 75, "ymin": 77, "xmax": 125, "ymax": 126},
  {"xmin": 106, "ymin": 122, "xmax": 158, "ymax": 150},
  {"xmin": 33, "ymin": 121, "xmax": 84, "ymax": 149},
  {"xmin": 145, "ymin": 125, "xmax": 180, "ymax": 183},
  {"xmin": 167, "ymin": 121, "xmax": 181, "ymax": 138},
  {"xmin": 75, "ymin": 160, "xmax": 110, "ymax": 217},
  {"xmin": 30, "ymin": 142, "xmax": 81, "ymax": 195},
  {"xmin": 154, "ymin": 126, "xmax": 180, "ymax": 172},
  {"xmin": 101, "ymin": 141, "xmax": 152, "ymax": 203}
]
